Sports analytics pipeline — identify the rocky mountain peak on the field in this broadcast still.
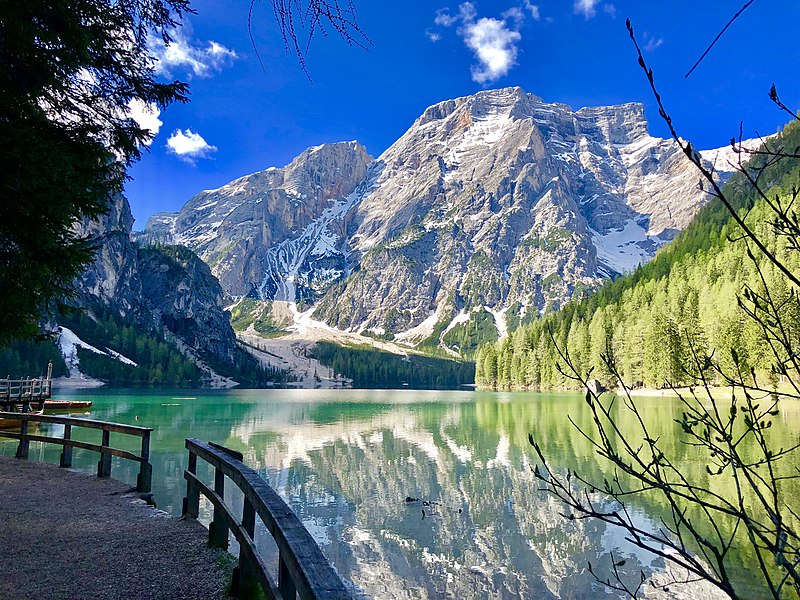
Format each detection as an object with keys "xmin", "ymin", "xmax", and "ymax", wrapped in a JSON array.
[
  {"xmin": 415, "ymin": 87, "xmax": 542, "ymax": 128},
  {"xmin": 145, "ymin": 87, "xmax": 755, "ymax": 356},
  {"xmin": 144, "ymin": 139, "xmax": 373, "ymax": 300},
  {"xmin": 575, "ymin": 102, "xmax": 649, "ymax": 145},
  {"xmin": 283, "ymin": 140, "xmax": 372, "ymax": 201}
]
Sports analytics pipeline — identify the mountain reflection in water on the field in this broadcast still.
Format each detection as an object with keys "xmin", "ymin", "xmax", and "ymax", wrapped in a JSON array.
[{"xmin": 8, "ymin": 388, "xmax": 768, "ymax": 599}]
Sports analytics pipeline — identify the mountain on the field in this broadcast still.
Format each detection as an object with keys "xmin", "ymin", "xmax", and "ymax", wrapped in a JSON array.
[
  {"xmin": 474, "ymin": 120, "xmax": 796, "ymax": 390},
  {"xmin": 52, "ymin": 195, "xmax": 288, "ymax": 387},
  {"xmin": 145, "ymin": 141, "xmax": 372, "ymax": 301},
  {"xmin": 144, "ymin": 87, "xmax": 745, "ymax": 356}
]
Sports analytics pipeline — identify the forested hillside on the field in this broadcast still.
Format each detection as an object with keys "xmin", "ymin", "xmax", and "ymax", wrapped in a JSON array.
[
  {"xmin": 476, "ymin": 121, "xmax": 800, "ymax": 390},
  {"xmin": 0, "ymin": 339, "xmax": 68, "ymax": 380},
  {"xmin": 0, "ymin": 306, "xmax": 296, "ymax": 387},
  {"xmin": 311, "ymin": 342, "xmax": 475, "ymax": 389}
]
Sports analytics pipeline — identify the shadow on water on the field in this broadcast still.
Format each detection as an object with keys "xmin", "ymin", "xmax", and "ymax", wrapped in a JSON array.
[{"xmin": 4, "ymin": 387, "xmax": 792, "ymax": 598}]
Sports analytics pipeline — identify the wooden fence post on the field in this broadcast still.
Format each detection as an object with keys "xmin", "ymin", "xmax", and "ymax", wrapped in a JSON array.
[
  {"xmin": 234, "ymin": 497, "xmax": 258, "ymax": 596},
  {"xmin": 60, "ymin": 424, "xmax": 72, "ymax": 468},
  {"xmin": 182, "ymin": 450, "xmax": 199, "ymax": 518},
  {"xmin": 209, "ymin": 467, "xmax": 228, "ymax": 549},
  {"xmin": 16, "ymin": 408, "xmax": 29, "ymax": 460},
  {"xmin": 278, "ymin": 554, "xmax": 297, "ymax": 600},
  {"xmin": 97, "ymin": 429, "xmax": 112, "ymax": 478},
  {"xmin": 137, "ymin": 430, "xmax": 152, "ymax": 493}
]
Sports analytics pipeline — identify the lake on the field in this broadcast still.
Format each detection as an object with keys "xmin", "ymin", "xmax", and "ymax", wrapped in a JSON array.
[{"xmin": 4, "ymin": 388, "xmax": 789, "ymax": 599}]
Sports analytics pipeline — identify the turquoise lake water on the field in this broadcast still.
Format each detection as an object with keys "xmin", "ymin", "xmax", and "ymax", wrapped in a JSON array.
[{"xmin": 3, "ymin": 387, "xmax": 787, "ymax": 598}]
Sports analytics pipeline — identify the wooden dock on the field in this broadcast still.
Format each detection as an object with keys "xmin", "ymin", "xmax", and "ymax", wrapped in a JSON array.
[{"xmin": 0, "ymin": 361, "xmax": 53, "ymax": 412}]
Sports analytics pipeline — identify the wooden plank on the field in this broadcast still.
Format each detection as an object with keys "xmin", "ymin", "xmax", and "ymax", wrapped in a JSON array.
[
  {"xmin": 185, "ymin": 439, "xmax": 351, "ymax": 599},
  {"xmin": 60, "ymin": 424, "xmax": 72, "ymax": 468},
  {"xmin": 209, "ymin": 467, "xmax": 228, "ymax": 549},
  {"xmin": 137, "ymin": 432, "xmax": 152, "ymax": 493},
  {"xmin": 184, "ymin": 471, "xmax": 236, "ymax": 546},
  {"xmin": 0, "ymin": 412, "xmax": 152, "ymax": 435},
  {"xmin": 97, "ymin": 429, "xmax": 112, "ymax": 478},
  {"xmin": 16, "ymin": 401, "xmax": 30, "ymax": 459},
  {"xmin": 0, "ymin": 432, "xmax": 145, "ymax": 463},
  {"xmin": 209, "ymin": 441, "xmax": 243, "ymax": 461},
  {"xmin": 185, "ymin": 471, "xmax": 280, "ymax": 600},
  {"xmin": 234, "ymin": 526, "xmax": 280, "ymax": 600},
  {"xmin": 237, "ymin": 497, "xmax": 260, "ymax": 596}
]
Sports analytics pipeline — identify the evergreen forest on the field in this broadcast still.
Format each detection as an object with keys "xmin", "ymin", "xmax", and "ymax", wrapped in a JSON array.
[
  {"xmin": 311, "ymin": 341, "xmax": 475, "ymax": 389},
  {"xmin": 0, "ymin": 339, "xmax": 68, "ymax": 380},
  {"xmin": 0, "ymin": 306, "xmax": 295, "ymax": 387}
]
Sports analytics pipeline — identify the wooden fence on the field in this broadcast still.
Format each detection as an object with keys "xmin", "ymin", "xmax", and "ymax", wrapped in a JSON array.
[
  {"xmin": 183, "ymin": 438, "xmax": 351, "ymax": 600},
  {"xmin": 0, "ymin": 412, "xmax": 153, "ymax": 493}
]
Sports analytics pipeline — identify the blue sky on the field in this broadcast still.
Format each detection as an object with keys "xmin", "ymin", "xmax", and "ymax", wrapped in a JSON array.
[{"xmin": 125, "ymin": 0, "xmax": 800, "ymax": 227}]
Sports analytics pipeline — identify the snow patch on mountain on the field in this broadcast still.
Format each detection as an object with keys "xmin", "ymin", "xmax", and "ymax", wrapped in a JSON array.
[
  {"xmin": 700, "ymin": 137, "xmax": 768, "ymax": 179},
  {"xmin": 395, "ymin": 312, "xmax": 439, "ymax": 344},
  {"xmin": 257, "ymin": 190, "xmax": 359, "ymax": 302},
  {"xmin": 591, "ymin": 219, "xmax": 659, "ymax": 277},
  {"xmin": 484, "ymin": 305, "xmax": 509, "ymax": 339},
  {"xmin": 58, "ymin": 326, "xmax": 138, "ymax": 378}
]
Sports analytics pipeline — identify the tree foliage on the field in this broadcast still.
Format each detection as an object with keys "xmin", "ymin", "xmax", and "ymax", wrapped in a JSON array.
[
  {"xmin": 0, "ymin": 339, "xmax": 69, "ymax": 380},
  {"xmin": 0, "ymin": 0, "xmax": 368, "ymax": 346},
  {"xmin": 476, "ymin": 120, "xmax": 800, "ymax": 392},
  {"xmin": 0, "ymin": 0, "xmax": 190, "ymax": 344},
  {"xmin": 311, "ymin": 341, "xmax": 475, "ymax": 389}
]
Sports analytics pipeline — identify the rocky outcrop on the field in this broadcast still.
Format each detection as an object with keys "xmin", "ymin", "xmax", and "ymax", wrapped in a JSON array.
[
  {"xmin": 145, "ymin": 87, "xmax": 747, "ymax": 354},
  {"xmin": 138, "ymin": 246, "xmax": 239, "ymax": 368},
  {"xmin": 74, "ymin": 194, "xmax": 143, "ymax": 316},
  {"xmin": 72, "ymin": 195, "xmax": 245, "ymax": 380},
  {"xmin": 144, "ymin": 141, "xmax": 372, "ymax": 301}
]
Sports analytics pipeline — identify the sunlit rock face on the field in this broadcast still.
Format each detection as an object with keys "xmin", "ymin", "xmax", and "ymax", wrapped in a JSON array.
[
  {"xmin": 146, "ymin": 88, "xmax": 743, "ymax": 350},
  {"xmin": 75, "ymin": 194, "xmax": 143, "ymax": 316},
  {"xmin": 145, "ymin": 141, "xmax": 373, "ymax": 302}
]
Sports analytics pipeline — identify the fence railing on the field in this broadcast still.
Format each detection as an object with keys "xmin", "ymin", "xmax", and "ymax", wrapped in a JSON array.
[
  {"xmin": 183, "ymin": 438, "xmax": 351, "ymax": 600},
  {"xmin": 0, "ymin": 412, "xmax": 153, "ymax": 493}
]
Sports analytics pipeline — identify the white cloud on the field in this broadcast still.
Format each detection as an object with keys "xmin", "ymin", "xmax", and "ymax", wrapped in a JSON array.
[
  {"xmin": 127, "ymin": 99, "xmax": 162, "ymax": 143},
  {"xmin": 501, "ymin": 7, "xmax": 525, "ymax": 27},
  {"xmin": 462, "ymin": 17, "xmax": 522, "ymax": 84},
  {"xmin": 574, "ymin": 0, "xmax": 600, "ymax": 19},
  {"xmin": 603, "ymin": 4, "xmax": 617, "ymax": 18},
  {"xmin": 458, "ymin": 2, "xmax": 478, "ymax": 22},
  {"xmin": 430, "ymin": 2, "xmax": 540, "ymax": 83},
  {"xmin": 643, "ymin": 33, "xmax": 664, "ymax": 52},
  {"xmin": 166, "ymin": 129, "xmax": 217, "ymax": 164},
  {"xmin": 524, "ymin": 1, "xmax": 541, "ymax": 20},
  {"xmin": 434, "ymin": 9, "xmax": 458, "ymax": 27},
  {"xmin": 149, "ymin": 26, "xmax": 237, "ymax": 79}
]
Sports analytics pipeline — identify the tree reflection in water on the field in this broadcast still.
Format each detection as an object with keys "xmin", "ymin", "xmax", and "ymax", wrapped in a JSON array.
[{"xmin": 6, "ymin": 389, "xmax": 780, "ymax": 598}]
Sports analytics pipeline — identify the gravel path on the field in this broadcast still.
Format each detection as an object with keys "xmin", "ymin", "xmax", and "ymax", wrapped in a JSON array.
[{"xmin": 0, "ymin": 456, "xmax": 232, "ymax": 599}]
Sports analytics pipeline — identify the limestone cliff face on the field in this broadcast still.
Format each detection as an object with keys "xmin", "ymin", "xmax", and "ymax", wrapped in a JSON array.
[
  {"xmin": 144, "ymin": 87, "xmax": 744, "ymax": 352},
  {"xmin": 146, "ymin": 141, "xmax": 372, "ymax": 301},
  {"xmin": 74, "ymin": 195, "xmax": 142, "ymax": 316},
  {"xmin": 72, "ymin": 195, "xmax": 243, "ymax": 376},
  {"xmin": 138, "ymin": 246, "xmax": 239, "ymax": 367},
  {"xmin": 314, "ymin": 88, "xmax": 734, "ymax": 341}
]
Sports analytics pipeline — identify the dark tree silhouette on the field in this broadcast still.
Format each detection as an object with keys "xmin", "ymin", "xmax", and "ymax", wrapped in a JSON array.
[
  {"xmin": 0, "ymin": 0, "xmax": 191, "ymax": 344},
  {"xmin": 0, "ymin": 0, "xmax": 366, "ymax": 346}
]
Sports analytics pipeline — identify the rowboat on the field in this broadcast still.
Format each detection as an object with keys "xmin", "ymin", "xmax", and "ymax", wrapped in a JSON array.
[{"xmin": 43, "ymin": 400, "xmax": 93, "ymax": 412}]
